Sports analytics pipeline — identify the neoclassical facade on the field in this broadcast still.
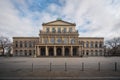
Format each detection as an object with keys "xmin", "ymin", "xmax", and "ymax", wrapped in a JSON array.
[{"xmin": 13, "ymin": 19, "xmax": 104, "ymax": 57}]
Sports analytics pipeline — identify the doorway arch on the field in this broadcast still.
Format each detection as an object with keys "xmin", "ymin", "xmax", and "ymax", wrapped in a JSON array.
[
  {"xmin": 65, "ymin": 47, "xmax": 69, "ymax": 56},
  {"xmin": 49, "ymin": 47, "xmax": 54, "ymax": 56},
  {"xmin": 73, "ymin": 47, "xmax": 77, "ymax": 56},
  {"xmin": 41, "ymin": 47, "xmax": 45, "ymax": 56},
  {"xmin": 57, "ymin": 48, "xmax": 62, "ymax": 56}
]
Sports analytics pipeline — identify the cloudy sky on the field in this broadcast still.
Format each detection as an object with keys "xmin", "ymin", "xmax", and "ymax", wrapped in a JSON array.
[{"xmin": 0, "ymin": 0, "xmax": 120, "ymax": 40}]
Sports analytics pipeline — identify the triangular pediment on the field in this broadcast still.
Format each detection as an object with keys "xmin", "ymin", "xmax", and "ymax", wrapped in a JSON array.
[{"xmin": 42, "ymin": 20, "xmax": 76, "ymax": 26}]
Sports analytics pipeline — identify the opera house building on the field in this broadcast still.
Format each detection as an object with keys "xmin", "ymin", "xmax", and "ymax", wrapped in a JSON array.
[{"xmin": 13, "ymin": 19, "xmax": 104, "ymax": 57}]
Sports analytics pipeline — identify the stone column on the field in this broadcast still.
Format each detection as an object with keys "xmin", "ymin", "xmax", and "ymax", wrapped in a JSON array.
[
  {"xmin": 62, "ymin": 46, "xmax": 64, "ymax": 56},
  {"xmin": 46, "ymin": 46, "xmax": 48, "ymax": 56},
  {"xmin": 39, "ymin": 47, "xmax": 41, "ymax": 56},
  {"xmin": 84, "ymin": 50, "xmax": 86, "ymax": 56},
  {"xmin": 37, "ymin": 46, "xmax": 40, "ymax": 57},
  {"xmin": 70, "ymin": 46, "xmax": 73, "ymax": 56},
  {"xmin": 54, "ymin": 46, "xmax": 56, "ymax": 56},
  {"xmin": 78, "ymin": 46, "xmax": 81, "ymax": 56},
  {"xmin": 34, "ymin": 46, "xmax": 37, "ymax": 57},
  {"xmin": 37, "ymin": 47, "xmax": 41, "ymax": 56}
]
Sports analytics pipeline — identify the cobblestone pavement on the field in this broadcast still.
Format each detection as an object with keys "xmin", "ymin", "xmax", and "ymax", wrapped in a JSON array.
[{"xmin": 0, "ymin": 57, "xmax": 120, "ymax": 79}]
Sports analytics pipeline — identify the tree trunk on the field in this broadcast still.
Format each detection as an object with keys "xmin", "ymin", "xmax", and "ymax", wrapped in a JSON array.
[{"xmin": 2, "ymin": 48, "xmax": 4, "ymax": 56}]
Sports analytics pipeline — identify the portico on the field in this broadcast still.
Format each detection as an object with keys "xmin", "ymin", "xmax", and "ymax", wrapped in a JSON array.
[{"xmin": 35, "ymin": 45, "xmax": 82, "ymax": 57}]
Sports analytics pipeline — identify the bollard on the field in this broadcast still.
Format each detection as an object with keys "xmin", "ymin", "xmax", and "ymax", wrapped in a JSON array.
[
  {"xmin": 98, "ymin": 62, "xmax": 100, "ymax": 71},
  {"xmin": 32, "ymin": 63, "xmax": 33, "ymax": 72},
  {"xmin": 82, "ymin": 62, "xmax": 84, "ymax": 71},
  {"xmin": 50, "ymin": 62, "xmax": 52, "ymax": 71},
  {"xmin": 114, "ymin": 62, "xmax": 117, "ymax": 72},
  {"xmin": 65, "ymin": 62, "xmax": 67, "ymax": 71}
]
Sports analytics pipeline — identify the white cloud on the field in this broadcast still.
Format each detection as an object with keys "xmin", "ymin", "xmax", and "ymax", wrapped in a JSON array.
[
  {"xmin": 0, "ymin": 0, "xmax": 34, "ymax": 38},
  {"xmin": 0, "ymin": 0, "xmax": 120, "ymax": 41},
  {"xmin": 59, "ymin": 0, "xmax": 120, "ymax": 40}
]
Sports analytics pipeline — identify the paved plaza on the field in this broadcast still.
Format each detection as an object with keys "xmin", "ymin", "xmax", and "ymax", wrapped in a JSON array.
[{"xmin": 0, "ymin": 57, "xmax": 120, "ymax": 79}]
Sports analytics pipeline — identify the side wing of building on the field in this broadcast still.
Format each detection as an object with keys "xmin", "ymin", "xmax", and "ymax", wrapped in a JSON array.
[
  {"xmin": 79, "ymin": 37, "xmax": 104, "ymax": 56},
  {"xmin": 13, "ymin": 37, "xmax": 39, "ymax": 56}
]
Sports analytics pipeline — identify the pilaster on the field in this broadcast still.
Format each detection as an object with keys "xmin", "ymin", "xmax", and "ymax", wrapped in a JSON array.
[{"xmin": 54, "ymin": 46, "xmax": 56, "ymax": 56}]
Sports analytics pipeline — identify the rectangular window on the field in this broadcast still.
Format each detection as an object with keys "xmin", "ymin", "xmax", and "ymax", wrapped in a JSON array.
[
  {"xmin": 58, "ymin": 28, "xmax": 61, "ymax": 33},
  {"xmin": 69, "ymin": 28, "xmax": 72, "ymax": 32},
  {"xmin": 52, "ymin": 28, "xmax": 55, "ymax": 33},
  {"xmin": 63, "ymin": 28, "xmax": 66, "ymax": 32},
  {"xmin": 46, "ymin": 28, "xmax": 49, "ymax": 33},
  {"xmin": 86, "ymin": 42, "xmax": 89, "ymax": 48}
]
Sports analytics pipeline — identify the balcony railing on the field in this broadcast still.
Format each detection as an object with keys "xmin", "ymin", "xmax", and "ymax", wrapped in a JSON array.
[
  {"xmin": 40, "ymin": 30, "xmax": 78, "ymax": 34},
  {"xmin": 37, "ymin": 43, "xmax": 80, "ymax": 45}
]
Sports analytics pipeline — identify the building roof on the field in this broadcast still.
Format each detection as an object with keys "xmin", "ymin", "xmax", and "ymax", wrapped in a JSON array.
[
  {"xmin": 13, "ymin": 37, "xmax": 39, "ymax": 39},
  {"xmin": 79, "ymin": 37, "xmax": 104, "ymax": 39},
  {"xmin": 42, "ymin": 19, "xmax": 76, "ymax": 26}
]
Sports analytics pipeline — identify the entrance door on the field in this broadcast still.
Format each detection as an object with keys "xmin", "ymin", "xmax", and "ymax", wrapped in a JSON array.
[
  {"xmin": 57, "ymin": 48, "xmax": 62, "ymax": 56},
  {"xmin": 41, "ymin": 48, "xmax": 45, "ymax": 56},
  {"xmin": 73, "ymin": 48, "xmax": 77, "ymax": 56},
  {"xmin": 65, "ymin": 47, "xmax": 69, "ymax": 56},
  {"xmin": 49, "ymin": 47, "xmax": 54, "ymax": 56}
]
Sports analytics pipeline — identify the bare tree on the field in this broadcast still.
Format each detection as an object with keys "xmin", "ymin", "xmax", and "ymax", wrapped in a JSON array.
[
  {"xmin": 0, "ymin": 36, "xmax": 11, "ymax": 56},
  {"xmin": 106, "ymin": 37, "xmax": 120, "ymax": 56}
]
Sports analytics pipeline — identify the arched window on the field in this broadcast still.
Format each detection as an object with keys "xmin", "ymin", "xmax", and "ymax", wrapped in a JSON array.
[
  {"xmin": 33, "ymin": 50, "xmax": 35, "ymax": 54},
  {"xmin": 95, "ymin": 41, "xmax": 98, "ymax": 48},
  {"xmin": 15, "ymin": 41, "xmax": 18, "ymax": 48},
  {"xmin": 50, "ymin": 38, "xmax": 54, "ymax": 43},
  {"xmin": 82, "ymin": 50, "xmax": 84, "ymax": 55},
  {"xmin": 99, "ymin": 42, "xmax": 103, "ymax": 48},
  {"xmin": 86, "ymin": 41, "xmax": 89, "ymax": 48},
  {"xmin": 81, "ymin": 41, "xmax": 84, "ymax": 47},
  {"xmin": 29, "ymin": 41, "xmax": 32, "ymax": 47},
  {"xmin": 29, "ymin": 50, "xmax": 32, "ymax": 56},
  {"xmin": 31, "ymin": 41, "xmax": 34, "ymax": 47},
  {"xmin": 90, "ymin": 41, "xmax": 93, "ymax": 48},
  {"xmin": 57, "ymin": 38, "xmax": 62, "ymax": 43},
  {"xmin": 95, "ymin": 50, "xmax": 98, "ymax": 56},
  {"xmin": 24, "ymin": 41, "xmax": 27, "ymax": 47},
  {"xmin": 20, "ymin": 50, "xmax": 23, "ymax": 56},
  {"xmin": 91, "ymin": 50, "xmax": 93, "ymax": 56},
  {"xmin": 15, "ymin": 50, "xmax": 18, "ymax": 55},
  {"xmin": 33, "ymin": 41, "xmax": 35, "ymax": 47},
  {"xmin": 20, "ymin": 41, "xmax": 22, "ymax": 48},
  {"xmin": 86, "ymin": 50, "xmax": 89, "ymax": 55},
  {"xmin": 24, "ymin": 50, "xmax": 27, "ymax": 56},
  {"xmin": 99, "ymin": 50, "xmax": 102, "ymax": 56}
]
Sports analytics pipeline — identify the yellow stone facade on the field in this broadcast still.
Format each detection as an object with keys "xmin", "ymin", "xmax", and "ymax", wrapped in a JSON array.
[{"xmin": 13, "ymin": 19, "xmax": 104, "ymax": 57}]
